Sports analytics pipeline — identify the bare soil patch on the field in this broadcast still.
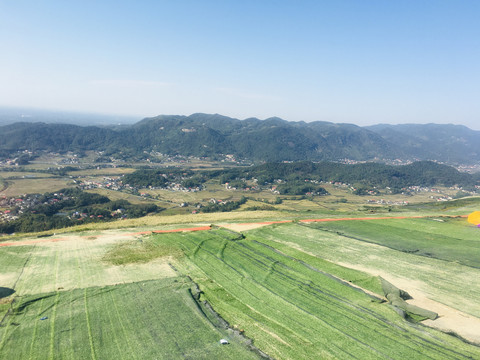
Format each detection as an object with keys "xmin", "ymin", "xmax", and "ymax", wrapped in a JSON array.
[{"xmin": 219, "ymin": 221, "xmax": 292, "ymax": 232}]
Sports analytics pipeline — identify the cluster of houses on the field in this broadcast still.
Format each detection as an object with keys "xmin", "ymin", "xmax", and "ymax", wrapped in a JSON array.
[
  {"xmin": 0, "ymin": 192, "xmax": 73, "ymax": 223},
  {"xmin": 77, "ymin": 177, "xmax": 128, "ymax": 191},
  {"xmin": 77, "ymin": 175, "xmax": 202, "ymax": 194},
  {"xmin": 224, "ymin": 182, "xmax": 259, "ymax": 192},
  {"xmin": 70, "ymin": 208, "xmax": 127, "ymax": 221},
  {"xmin": 0, "ymin": 191, "xmax": 129, "ymax": 226},
  {"xmin": 0, "ymin": 159, "xmax": 21, "ymax": 166},
  {"xmin": 0, "ymin": 194, "xmax": 40, "ymax": 222},
  {"xmin": 367, "ymin": 199, "xmax": 409, "ymax": 206}
]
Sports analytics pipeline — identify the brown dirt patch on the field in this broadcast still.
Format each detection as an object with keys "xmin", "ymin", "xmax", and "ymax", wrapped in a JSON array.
[{"xmin": 219, "ymin": 220, "xmax": 292, "ymax": 232}]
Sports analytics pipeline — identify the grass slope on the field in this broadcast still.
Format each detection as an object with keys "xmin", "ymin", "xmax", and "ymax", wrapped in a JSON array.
[
  {"xmin": 250, "ymin": 222, "xmax": 480, "ymax": 319},
  {"xmin": 305, "ymin": 217, "xmax": 480, "ymax": 267},
  {"xmin": 151, "ymin": 229, "xmax": 480, "ymax": 359},
  {"xmin": 0, "ymin": 278, "xmax": 260, "ymax": 360}
]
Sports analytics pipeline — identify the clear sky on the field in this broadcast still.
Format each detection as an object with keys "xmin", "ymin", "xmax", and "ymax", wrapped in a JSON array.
[{"xmin": 1, "ymin": 1, "xmax": 479, "ymax": 129}]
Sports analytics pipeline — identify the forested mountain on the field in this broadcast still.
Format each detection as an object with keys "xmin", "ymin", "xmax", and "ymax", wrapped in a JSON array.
[
  {"xmin": 1, "ymin": 113, "xmax": 479, "ymax": 164},
  {"xmin": 366, "ymin": 123, "xmax": 480, "ymax": 164}
]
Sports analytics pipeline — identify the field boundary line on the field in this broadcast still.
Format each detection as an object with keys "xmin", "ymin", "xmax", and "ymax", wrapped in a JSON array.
[{"xmin": 237, "ymin": 220, "xmax": 293, "ymax": 226}]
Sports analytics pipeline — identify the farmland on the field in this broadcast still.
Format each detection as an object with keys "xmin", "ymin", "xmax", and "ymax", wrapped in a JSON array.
[
  {"xmin": 1, "ymin": 155, "xmax": 480, "ymax": 358},
  {"xmin": 1, "ymin": 210, "xmax": 480, "ymax": 359}
]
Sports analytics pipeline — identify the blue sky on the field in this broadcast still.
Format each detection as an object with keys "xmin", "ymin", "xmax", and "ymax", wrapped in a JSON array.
[{"xmin": 1, "ymin": 1, "xmax": 479, "ymax": 129}]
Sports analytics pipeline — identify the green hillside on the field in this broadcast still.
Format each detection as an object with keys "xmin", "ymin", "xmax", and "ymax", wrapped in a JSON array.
[
  {"xmin": 2, "ymin": 212, "xmax": 480, "ymax": 359},
  {"xmin": 1, "ymin": 114, "xmax": 480, "ymax": 163}
]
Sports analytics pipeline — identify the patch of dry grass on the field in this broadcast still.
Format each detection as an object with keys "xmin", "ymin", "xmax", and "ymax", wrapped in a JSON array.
[{"xmin": 0, "ymin": 178, "xmax": 73, "ymax": 197}]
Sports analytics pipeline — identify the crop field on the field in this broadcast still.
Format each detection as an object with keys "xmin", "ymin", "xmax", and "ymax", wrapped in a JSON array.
[
  {"xmin": 0, "ymin": 172, "xmax": 55, "ymax": 179},
  {"xmin": 68, "ymin": 167, "xmax": 136, "ymax": 176},
  {"xmin": 87, "ymin": 188, "xmax": 158, "ymax": 205},
  {"xmin": 1, "ymin": 209, "xmax": 480, "ymax": 359},
  {"xmin": 0, "ymin": 178, "xmax": 74, "ymax": 197}
]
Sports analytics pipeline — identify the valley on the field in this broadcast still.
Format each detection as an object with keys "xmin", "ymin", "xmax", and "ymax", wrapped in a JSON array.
[{"xmin": 1, "ymin": 121, "xmax": 480, "ymax": 359}]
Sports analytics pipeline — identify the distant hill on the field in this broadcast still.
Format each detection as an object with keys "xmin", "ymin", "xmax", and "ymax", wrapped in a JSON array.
[
  {"xmin": 0, "ymin": 107, "xmax": 137, "ymax": 127},
  {"xmin": 0, "ymin": 113, "xmax": 479, "ymax": 164},
  {"xmin": 365, "ymin": 123, "xmax": 480, "ymax": 164}
]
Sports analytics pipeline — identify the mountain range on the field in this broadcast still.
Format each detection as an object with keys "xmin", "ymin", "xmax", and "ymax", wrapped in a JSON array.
[{"xmin": 1, "ymin": 113, "xmax": 479, "ymax": 165}]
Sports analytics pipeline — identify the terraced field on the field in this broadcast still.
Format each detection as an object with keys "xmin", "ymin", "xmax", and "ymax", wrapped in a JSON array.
[
  {"xmin": 303, "ymin": 216, "xmax": 480, "ymax": 267},
  {"xmin": 247, "ymin": 219, "xmax": 480, "ymax": 344}
]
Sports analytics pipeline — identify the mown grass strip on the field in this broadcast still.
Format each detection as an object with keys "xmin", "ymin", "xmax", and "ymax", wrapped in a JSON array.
[
  {"xmin": 0, "ymin": 278, "xmax": 263, "ymax": 360},
  {"xmin": 108, "ymin": 289, "xmax": 137, "ymax": 360},
  {"xmin": 27, "ymin": 296, "xmax": 45, "ymax": 360},
  {"xmin": 84, "ymin": 288, "xmax": 97, "ymax": 360}
]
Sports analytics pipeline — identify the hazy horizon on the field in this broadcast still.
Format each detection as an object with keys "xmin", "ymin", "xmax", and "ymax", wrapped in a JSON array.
[
  {"xmin": 2, "ymin": 105, "xmax": 480, "ymax": 132},
  {"xmin": 1, "ymin": 1, "xmax": 479, "ymax": 130}
]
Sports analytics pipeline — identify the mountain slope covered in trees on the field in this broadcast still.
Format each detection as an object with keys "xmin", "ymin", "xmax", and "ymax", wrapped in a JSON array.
[{"xmin": 1, "ymin": 114, "xmax": 479, "ymax": 164}]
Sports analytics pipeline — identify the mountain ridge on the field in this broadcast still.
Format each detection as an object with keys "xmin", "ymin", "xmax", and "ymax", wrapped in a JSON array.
[{"xmin": 1, "ymin": 113, "xmax": 479, "ymax": 165}]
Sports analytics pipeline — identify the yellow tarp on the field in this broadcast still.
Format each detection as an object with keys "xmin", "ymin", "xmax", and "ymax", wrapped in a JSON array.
[{"xmin": 467, "ymin": 211, "xmax": 480, "ymax": 226}]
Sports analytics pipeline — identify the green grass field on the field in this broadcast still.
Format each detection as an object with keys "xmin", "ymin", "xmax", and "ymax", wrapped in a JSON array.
[
  {"xmin": 305, "ymin": 217, "xmax": 480, "ymax": 267},
  {"xmin": 249, "ymin": 221, "xmax": 480, "ymax": 319},
  {"xmin": 1, "ymin": 208, "xmax": 480, "ymax": 358},
  {"xmin": 0, "ymin": 278, "xmax": 260, "ymax": 360},
  {"xmin": 148, "ymin": 228, "xmax": 480, "ymax": 359},
  {"xmin": 0, "ymin": 231, "xmax": 263, "ymax": 359}
]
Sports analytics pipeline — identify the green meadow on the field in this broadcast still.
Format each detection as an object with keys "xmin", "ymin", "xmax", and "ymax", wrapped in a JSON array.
[
  {"xmin": 1, "ymin": 210, "xmax": 480, "ymax": 359},
  {"xmin": 0, "ymin": 278, "xmax": 260, "ymax": 360}
]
